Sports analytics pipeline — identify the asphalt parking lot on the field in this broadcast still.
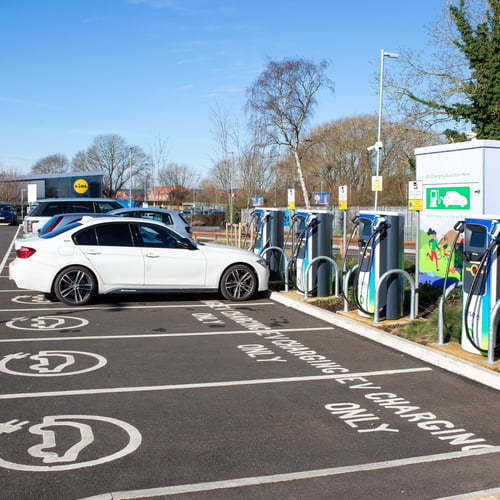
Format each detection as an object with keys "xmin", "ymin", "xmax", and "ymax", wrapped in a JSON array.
[{"xmin": 0, "ymin": 225, "xmax": 499, "ymax": 500}]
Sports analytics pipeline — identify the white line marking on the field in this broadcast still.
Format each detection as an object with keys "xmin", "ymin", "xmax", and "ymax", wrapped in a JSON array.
[
  {"xmin": 0, "ymin": 367, "xmax": 431, "ymax": 400},
  {"xmin": 0, "ymin": 326, "xmax": 334, "ymax": 343},
  {"xmin": 78, "ymin": 446, "xmax": 500, "ymax": 499},
  {"xmin": 0, "ymin": 226, "xmax": 20, "ymax": 275},
  {"xmin": 436, "ymin": 487, "xmax": 500, "ymax": 499},
  {"xmin": 0, "ymin": 301, "xmax": 275, "ymax": 312}
]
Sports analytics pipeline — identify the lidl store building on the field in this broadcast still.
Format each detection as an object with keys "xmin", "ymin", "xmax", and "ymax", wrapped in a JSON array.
[{"xmin": 21, "ymin": 171, "xmax": 105, "ymax": 200}]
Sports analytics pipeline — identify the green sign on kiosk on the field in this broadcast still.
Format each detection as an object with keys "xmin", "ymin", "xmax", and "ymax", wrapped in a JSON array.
[{"xmin": 426, "ymin": 186, "xmax": 470, "ymax": 210}]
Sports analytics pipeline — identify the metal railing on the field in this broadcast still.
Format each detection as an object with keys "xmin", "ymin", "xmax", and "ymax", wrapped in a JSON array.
[
  {"xmin": 304, "ymin": 257, "xmax": 340, "ymax": 300},
  {"xmin": 373, "ymin": 269, "xmax": 416, "ymax": 324},
  {"xmin": 259, "ymin": 246, "xmax": 289, "ymax": 292},
  {"xmin": 436, "ymin": 282, "xmax": 462, "ymax": 346}
]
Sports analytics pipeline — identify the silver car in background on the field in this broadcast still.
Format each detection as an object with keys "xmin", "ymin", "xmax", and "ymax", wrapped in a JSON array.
[{"xmin": 108, "ymin": 207, "xmax": 193, "ymax": 239}]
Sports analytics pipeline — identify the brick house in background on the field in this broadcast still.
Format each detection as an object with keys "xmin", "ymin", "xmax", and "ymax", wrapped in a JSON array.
[{"xmin": 147, "ymin": 186, "xmax": 191, "ymax": 207}]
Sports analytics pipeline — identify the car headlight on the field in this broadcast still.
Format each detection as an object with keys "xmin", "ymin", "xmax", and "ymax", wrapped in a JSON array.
[{"xmin": 256, "ymin": 257, "xmax": 268, "ymax": 267}]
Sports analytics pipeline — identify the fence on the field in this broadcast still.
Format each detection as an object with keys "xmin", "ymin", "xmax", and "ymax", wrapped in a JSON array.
[{"xmin": 241, "ymin": 207, "xmax": 418, "ymax": 241}]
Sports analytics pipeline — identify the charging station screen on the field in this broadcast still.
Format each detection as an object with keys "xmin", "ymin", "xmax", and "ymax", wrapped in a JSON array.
[
  {"xmin": 359, "ymin": 219, "xmax": 372, "ymax": 240},
  {"xmin": 465, "ymin": 224, "xmax": 487, "ymax": 252}
]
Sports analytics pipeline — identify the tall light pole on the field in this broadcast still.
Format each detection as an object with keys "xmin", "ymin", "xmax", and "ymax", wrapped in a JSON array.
[
  {"xmin": 128, "ymin": 147, "xmax": 133, "ymax": 206},
  {"xmin": 20, "ymin": 188, "xmax": 26, "ymax": 219},
  {"xmin": 373, "ymin": 49, "xmax": 399, "ymax": 210}
]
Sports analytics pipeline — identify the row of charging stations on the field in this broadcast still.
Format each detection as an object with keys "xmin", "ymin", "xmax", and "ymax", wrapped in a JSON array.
[
  {"xmin": 248, "ymin": 207, "xmax": 500, "ymax": 356},
  {"xmin": 250, "ymin": 207, "xmax": 406, "ymax": 320},
  {"xmin": 250, "ymin": 208, "xmax": 333, "ymax": 295}
]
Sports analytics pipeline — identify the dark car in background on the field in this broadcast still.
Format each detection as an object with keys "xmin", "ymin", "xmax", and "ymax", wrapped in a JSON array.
[
  {"xmin": 0, "ymin": 204, "xmax": 18, "ymax": 225},
  {"xmin": 23, "ymin": 198, "xmax": 123, "ymax": 237}
]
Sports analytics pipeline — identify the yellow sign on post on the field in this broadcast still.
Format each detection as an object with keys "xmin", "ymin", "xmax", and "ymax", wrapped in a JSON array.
[
  {"xmin": 287, "ymin": 188, "xmax": 295, "ymax": 210},
  {"xmin": 338, "ymin": 185, "xmax": 348, "ymax": 210},
  {"xmin": 408, "ymin": 199, "xmax": 423, "ymax": 211},
  {"xmin": 371, "ymin": 176, "xmax": 383, "ymax": 192},
  {"xmin": 408, "ymin": 180, "xmax": 423, "ymax": 211}
]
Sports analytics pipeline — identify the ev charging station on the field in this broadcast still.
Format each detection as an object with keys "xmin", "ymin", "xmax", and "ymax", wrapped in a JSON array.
[
  {"xmin": 292, "ymin": 209, "xmax": 333, "ymax": 297},
  {"xmin": 415, "ymin": 140, "xmax": 500, "ymax": 354},
  {"xmin": 461, "ymin": 216, "xmax": 500, "ymax": 354},
  {"xmin": 250, "ymin": 208, "xmax": 285, "ymax": 281},
  {"xmin": 354, "ymin": 211, "xmax": 405, "ymax": 320}
]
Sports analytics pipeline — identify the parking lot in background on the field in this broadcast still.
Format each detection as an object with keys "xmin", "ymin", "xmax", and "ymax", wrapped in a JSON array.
[{"xmin": 0, "ymin": 225, "xmax": 499, "ymax": 500}]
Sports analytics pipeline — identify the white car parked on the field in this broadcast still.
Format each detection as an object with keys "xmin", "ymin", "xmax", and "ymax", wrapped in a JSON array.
[{"xmin": 10, "ymin": 217, "xmax": 269, "ymax": 305}]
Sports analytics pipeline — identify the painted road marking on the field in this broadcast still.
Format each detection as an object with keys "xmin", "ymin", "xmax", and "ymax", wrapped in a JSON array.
[
  {"xmin": 0, "ymin": 301, "xmax": 275, "ymax": 313},
  {"xmin": 0, "ymin": 326, "xmax": 335, "ymax": 343},
  {"xmin": 0, "ymin": 414, "xmax": 141, "ymax": 472},
  {"xmin": 78, "ymin": 447, "xmax": 500, "ymax": 499},
  {"xmin": 12, "ymin": 294, "xmax": 56, "ymax": 304},
  {"xmin": 6, "ymin": 316, "xmax": 89, "ymax": 331},
  {"xmin": 0, "ymin": 226, "xmax": 20, "ymax": 275},
  {"xmin": 0, "ymin": 350, "xmax": 107, "ymax": 377},
  {"xmin": 0, "ymin": 367, "xmax": 431, "ymax": 400}
]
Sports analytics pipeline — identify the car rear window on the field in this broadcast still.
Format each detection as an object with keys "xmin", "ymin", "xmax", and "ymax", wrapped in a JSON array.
[
  {"xmin": 33, "ymin": 201, "xmax": 95, "ymax": 216},
  {"xmin": 40, "ymin": 222, "xmax": 82, "ymax": 238},
  {"xmin": 96, "ymin": 201, "xmax": 122, "ymax": 213}
]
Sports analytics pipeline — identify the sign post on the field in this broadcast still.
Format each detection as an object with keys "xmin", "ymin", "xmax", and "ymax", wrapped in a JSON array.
[
  {"xmin": 338, "ymin": 185, "xmax": 348, "ymax": 262},
  {"xmin": 408, "ymin": 180, "xmax": 423, "ymax": 314},
  {"xmin": 287, "ymin": 188, "xmax": 295, "ymax": 210}
]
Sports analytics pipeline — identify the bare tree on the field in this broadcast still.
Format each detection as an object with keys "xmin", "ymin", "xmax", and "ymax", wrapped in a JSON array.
[
  {"xmin": 31, "ymin": 154, "xmax": 69, "ymax": 174},
  {"xmin": 298, "ymin": 115, "xmax": 440, "ymax": 205},
  {"xmin": 208, "ymin": 156, "xmax": 233, "ymax": 209},
  {"xmin": 0, "ymin": 169, "xmax": 22, "ymax": 206},
  {"xmin": 72, "ymin": 134, "xmax": 149, "ymax": 197},
  {"xmin": 238, "ymin": 142, "xmax": 274, "ymax": 208},
  {"xmin": 158, "ymin": 162, "xmax": 196, "ymax": 206},
  {"xmin": 149, "ymin": 134, "xmax": 170, "ymax": 188},
  {"xmin": 246, "ymin": 57, "xmax": 334, "ymax": 209}
]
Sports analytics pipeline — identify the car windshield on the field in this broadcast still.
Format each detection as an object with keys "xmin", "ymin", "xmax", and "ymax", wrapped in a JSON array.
[
  {"xmin": 0, "ymin": 204, "xmax": 12, "ymax": 210},
  {"xmin": 40, "ymin": 221, "xmax": 83, "ymax": 238}
]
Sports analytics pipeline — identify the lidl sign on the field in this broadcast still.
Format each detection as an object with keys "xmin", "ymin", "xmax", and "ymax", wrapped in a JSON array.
[
  {"xmin": 72, "ymin": 177, "xmax": 90, "ymax": 196},
  {"xmin": 426, "ymin": 186, "xmax": 470, "ymax": 210}
]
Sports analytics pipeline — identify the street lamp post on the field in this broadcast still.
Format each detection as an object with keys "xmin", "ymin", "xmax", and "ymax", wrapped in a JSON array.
[
  {"xmin": 129, "ymin": 147, "xmax": 133, "ymax": 206},
  {"xmin": 20, "ymin": 188, "xmax": 26, "ymax": 219},
  {"xmin": 374, "ymin": 49, "xmax": 399, "ymax": 211}
]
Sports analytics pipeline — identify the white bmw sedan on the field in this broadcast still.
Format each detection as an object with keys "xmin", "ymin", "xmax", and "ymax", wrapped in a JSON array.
[{"xmin": 10, "ymin": 217, "xmax": 269, "ymax": 306}]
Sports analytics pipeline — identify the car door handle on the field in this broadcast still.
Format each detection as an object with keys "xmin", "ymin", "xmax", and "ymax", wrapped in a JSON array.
[
  {"xmin": 145, "ymin": 253, "xmax": 160, "ymax": 258},
  {"xmin": 85, "ymin": 250, "xmax": 102, "ymax": 255}
]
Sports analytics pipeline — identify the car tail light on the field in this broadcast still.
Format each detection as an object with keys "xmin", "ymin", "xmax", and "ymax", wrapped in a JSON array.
[{"xmin": 16, "ymin": 247, "xmax": 36, "ymax": 258}]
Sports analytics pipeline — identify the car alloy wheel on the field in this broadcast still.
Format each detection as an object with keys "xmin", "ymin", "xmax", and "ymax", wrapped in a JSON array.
[
  {"xmin": 220, "ymin": 264, "xmax": 257, "ymax": 301},
  {"xmin": 54, "ymin": 266, "xmax": 97, "ymax": 306}
]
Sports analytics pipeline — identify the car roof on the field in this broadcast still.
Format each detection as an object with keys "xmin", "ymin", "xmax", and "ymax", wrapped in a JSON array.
[
  {"xmin": 34, "ymin": 197, "xmax": 119, "ymax": 202},
  {"xmin": 68, "ymin": 215, "xmax": 192, "ymax": 239},
  {"xmin": 110, "ymin": 207, "xmax": 178, "ymax": 213},
  {"xmin": 75, "ymin": 215, "xmax": 187, "ymax": 230}
]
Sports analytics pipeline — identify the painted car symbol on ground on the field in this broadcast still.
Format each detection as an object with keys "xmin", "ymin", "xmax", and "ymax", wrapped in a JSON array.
[{"xmin": 0, "ymin": 415, "xmax": 142, "ymax": 471}]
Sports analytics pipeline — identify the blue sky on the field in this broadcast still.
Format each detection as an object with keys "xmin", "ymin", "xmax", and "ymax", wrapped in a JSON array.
[{"xmin": 0, "ymin": 0, "xmax": 447, "ymax": 178}]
